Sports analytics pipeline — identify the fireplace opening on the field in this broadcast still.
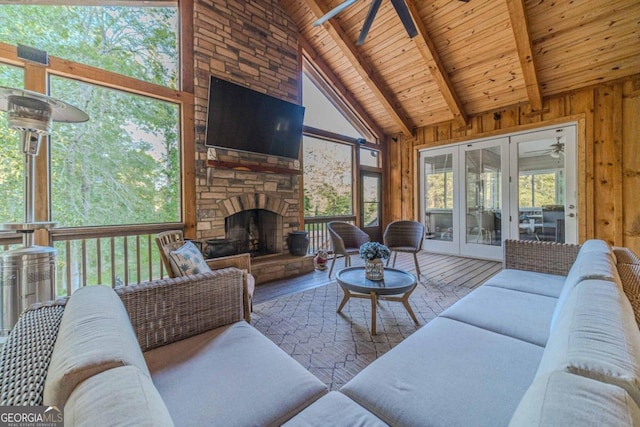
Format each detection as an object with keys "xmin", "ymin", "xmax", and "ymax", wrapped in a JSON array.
[{"xmin": 225, "ymin": 209, "xmax": 279, "ymax": 257}]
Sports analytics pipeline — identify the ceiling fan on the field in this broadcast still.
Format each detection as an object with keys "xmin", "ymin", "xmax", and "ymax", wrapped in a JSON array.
[
  {"xmin": 313, "ymin": 0, "xmax": 469, "ymax": 46},
  {"xmin": 528, "ymin": 138, "xmax": 565, "ymax": 158}
]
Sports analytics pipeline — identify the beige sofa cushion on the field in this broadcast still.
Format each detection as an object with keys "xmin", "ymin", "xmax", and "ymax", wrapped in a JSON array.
[
  {"xmin": 341, "ymin": 317, "xmax": 544, "ymax": 427},
  {"xmin": 66, "ymin": 366, "xmax": 174, "ymax": 427},
  {"xmin": 509, "ymin": 371, "xmax": 640, "ymax": 426},
  {"xmin": 145, "ymin": 321, "xmax": 328, "ymax": 426},
  {"xmin": 550, "ymin": 243, "xmax": 620, "ymax": 332},
  {"xmin": 44, "ymin": 285, "xmax": 149, "ymax": 406},
  {"xmin": 283, "ymin": 391, "xmax": 388, "ymax": 427},
  {"xmin": 538, "ymin": 279, "xmax": 640, "ymax": 406},
  {"xmin": 440, "ymin": 286, "xmax": 557, "ymax": 346}
]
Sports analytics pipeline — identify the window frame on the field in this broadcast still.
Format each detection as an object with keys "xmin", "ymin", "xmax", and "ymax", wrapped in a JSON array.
[
  {"xmin": 0, "ymin": 11, "xmax": 193, "ymax": 243},
  {"xmin": 301, "ymin": 63, "xmax": 385, "ymax": 228}
]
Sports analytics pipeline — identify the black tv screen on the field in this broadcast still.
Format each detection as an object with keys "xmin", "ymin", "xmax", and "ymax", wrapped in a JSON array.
[{"xmin": 205, "ymin": 77, "xmax": 305, "ymax": 159}]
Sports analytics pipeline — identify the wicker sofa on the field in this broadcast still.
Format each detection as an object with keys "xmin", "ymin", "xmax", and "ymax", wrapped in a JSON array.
[
  {"xmin": 287, "ymin": 239, "xmax": 640, "ymax": 426},
  {"xmin": 0, "ymin": 267, "xmax": 327, "ymax": 426}
]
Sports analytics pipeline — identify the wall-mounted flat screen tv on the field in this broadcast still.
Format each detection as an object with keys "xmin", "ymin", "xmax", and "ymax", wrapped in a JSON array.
[{"xmin": 205, "ymin": 76, "xmax": 305, "ymax": 160}]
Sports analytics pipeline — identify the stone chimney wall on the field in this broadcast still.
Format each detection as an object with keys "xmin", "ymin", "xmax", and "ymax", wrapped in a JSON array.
[{"xmin": 192, "ymin": 0, "xmax": 301, "ymax": 244}]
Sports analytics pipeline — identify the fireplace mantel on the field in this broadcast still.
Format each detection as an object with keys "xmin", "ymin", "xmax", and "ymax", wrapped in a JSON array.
[{"xmin": 206, "ymin": 160, "xmax": 302, "ymax": 175}]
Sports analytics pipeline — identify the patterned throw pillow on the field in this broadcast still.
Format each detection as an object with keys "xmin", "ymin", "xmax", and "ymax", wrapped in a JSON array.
[{"xmin": 168, "ymin": 241, "xmax": 212, "ymax": 277}]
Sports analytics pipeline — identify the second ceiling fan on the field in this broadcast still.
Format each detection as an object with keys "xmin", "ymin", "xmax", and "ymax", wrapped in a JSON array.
[{"xmin": 313, "ymin": 0, "xmax": 417, "ymax": 46}]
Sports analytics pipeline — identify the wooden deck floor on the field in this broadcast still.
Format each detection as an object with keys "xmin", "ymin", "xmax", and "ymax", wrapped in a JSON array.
[{"xmin": 254, "ymin": 251, "xmax": 502, "ymax": 304}]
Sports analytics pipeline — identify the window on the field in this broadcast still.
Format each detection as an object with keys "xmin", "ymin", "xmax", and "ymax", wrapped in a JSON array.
[
  {"xmin": 302, "ymin": 70, "xmax": 367, "ymax": 218},
  {"xmin": 519, "ymin": 172, "xmax": 558, "ymax": 207},
  {"xmin": 360, "ymin": 147, "xmax": 380, "ymax": 168},
  {"xmin": 302, "ymin": 73, "xmax": 361, "ymax": 138},
  {"xmin": 0, "ymin": 5, "xmax": 178, "ymax": 88},
  {"xmin": 303, "ymin": 136, "xmax": 353, "ymax": 216},
  {"xmin": 49, "ymin": 76, "xmax": 180, "ymax": 227},
  {"xmin": 0, "ymin": 63, "xmax": 24, "ymax": 224}
]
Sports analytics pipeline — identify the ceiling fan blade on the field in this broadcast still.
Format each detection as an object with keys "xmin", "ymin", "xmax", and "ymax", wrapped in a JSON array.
[
  {"xmin": 356, "ymin": 0, "xmax": 383, "ymax": 46},
  {"xmin": 313, "ymin": 0, "xmax": 359, "ymax": 26},
  {"xmin": 390, "ymin": 0, "xmax": 418, "ymax": 39}
]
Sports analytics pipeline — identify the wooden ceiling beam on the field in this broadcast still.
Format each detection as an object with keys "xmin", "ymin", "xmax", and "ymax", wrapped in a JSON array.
[
  {"xmin": 506, "ymin": 0, "xmax": 543, "ymax": 111},
  {"xmin": 303, "ymin": 0, "xmax": 415, "ymax": 136},
  {"xmin": 405, "ymin": 0, "xmax": 467, "ymax": 127}
]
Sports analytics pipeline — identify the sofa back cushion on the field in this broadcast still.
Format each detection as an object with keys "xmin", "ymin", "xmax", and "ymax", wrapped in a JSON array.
[
  {"xmin": 44, "ymin": 285, "xmax": 150, "ymax": 406},
  {"xmin": 509, "ymin": 371, "xmax": 640, "ymax": 426},
  {"xmin": 550, "ymin": 240, "xmax": 620, "ymax": 332},
  {"xmin": 537, "ymin": 279, "xmax": 640, "ymax": 406}
]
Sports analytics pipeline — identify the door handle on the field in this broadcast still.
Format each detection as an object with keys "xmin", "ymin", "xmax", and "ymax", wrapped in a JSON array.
[
  {"xmin": 568, "ymin": 204, "xmax": 575, "ymax": 209},
  {"xmin": 567, "ymin": 213, "xmax": 575, "ymax": 218}
]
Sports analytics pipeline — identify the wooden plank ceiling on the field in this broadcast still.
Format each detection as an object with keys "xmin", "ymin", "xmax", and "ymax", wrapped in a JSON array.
[{"xmin": 280, "ymin": 0, "xmax": 640, "ymax": 137}]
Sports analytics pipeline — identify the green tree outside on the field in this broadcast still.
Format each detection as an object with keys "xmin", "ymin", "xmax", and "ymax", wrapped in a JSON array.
[{"xmin": 0, "ymin": 5, "xmax": 180, "ymax": 291}]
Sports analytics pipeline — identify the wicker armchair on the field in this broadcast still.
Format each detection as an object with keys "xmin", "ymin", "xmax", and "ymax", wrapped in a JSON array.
[
  {"xmin": 327, "ymin": 221, "xmax": 370, "ymax": 278},
  {"xmin": 383, "ymin": 220, "xmax": 425, "ymax": 276},
  {"xmin": 155, "ymin": 230, "xmax": 255, "ymax": 322}
]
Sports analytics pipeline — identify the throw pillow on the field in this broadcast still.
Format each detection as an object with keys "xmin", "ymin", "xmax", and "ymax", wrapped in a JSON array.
[{"xmin": 168, "ymin": 241, "xmax": 212, "ymax": 277}]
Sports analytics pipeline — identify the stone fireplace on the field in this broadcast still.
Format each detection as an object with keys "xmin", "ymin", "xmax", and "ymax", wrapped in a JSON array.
[
  {"xmin": 195, "ymin": 147, "xmax": 316, "ymax": 277},
  {"xmin": 196, "ymin": 151, "xmax": 314, "ymax": 283}
]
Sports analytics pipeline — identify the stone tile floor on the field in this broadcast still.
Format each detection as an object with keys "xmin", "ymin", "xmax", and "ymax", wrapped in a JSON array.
[{"xmin": 252, "ymin": 273, "xmax": 488, "ymax": 391}]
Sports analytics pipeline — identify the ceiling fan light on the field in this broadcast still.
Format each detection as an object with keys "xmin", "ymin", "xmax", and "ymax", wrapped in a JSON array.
[{"xmin": 550, "ymin": 151, "xmax": 560, "ymax": 158}]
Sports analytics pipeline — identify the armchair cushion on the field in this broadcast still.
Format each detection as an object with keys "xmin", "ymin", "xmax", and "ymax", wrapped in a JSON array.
[{"xmin": 168, "ymin": 241, "xmax": 212, "ymax": 277}]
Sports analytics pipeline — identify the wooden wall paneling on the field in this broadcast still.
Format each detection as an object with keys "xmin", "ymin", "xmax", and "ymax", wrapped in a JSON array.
[
  {"xmin": 518, "ymin": 103, "xmax": 542, "ymax": 125},
  {"xmin": 622, "ymin": 79, "xmax": 640, "ymax": 253},
  {"xmin": 499, "ymin": 107, "xmax": 519, "ymax": 128},
  {"xmin": 436, "ymin": 123, "xmax": 452, "ymax": 142},
  {"xmin": 401, "ymin": 135, "xmax": 415, "ymax": 220},
  {"xmin": 542, "ymin": 96, "xmax": 565, "ymax": 121},
  {"xmin": 593, "ymin": 83, "xmax": 623, "ymax": 245},
  {"xmin": 388, "ymin": 135, "xmax": 402, "ymax": 221},
  {"xmin": 481, "ymin": 111, "xmax": 498, "ymax": 133}
]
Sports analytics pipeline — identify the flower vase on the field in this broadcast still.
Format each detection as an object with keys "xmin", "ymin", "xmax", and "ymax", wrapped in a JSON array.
[{"xmin": 365, "ymin": 258, "xmax": 384, "ymax": 280}]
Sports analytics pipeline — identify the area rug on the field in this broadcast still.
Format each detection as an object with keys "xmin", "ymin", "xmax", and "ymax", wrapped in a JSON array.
[{"xmin": 252, "ymin": 276, "xmax": 482, "ymax": 391}]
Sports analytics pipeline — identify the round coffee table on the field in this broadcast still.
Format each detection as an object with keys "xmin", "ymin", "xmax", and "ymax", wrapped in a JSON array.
[{"xmin": 336, "ymin": 267, "xmax": 418, "ymax": 335}]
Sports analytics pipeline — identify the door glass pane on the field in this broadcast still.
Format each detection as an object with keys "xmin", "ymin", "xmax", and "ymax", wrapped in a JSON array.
[
  {"xmin": 465, "ymin": 147, "xmax": 501, "ymax": 246},
  {"xmin": 0, "ymin": 63, "xmax": 25, "ymax": 224},
  {"xmin": 423, "ymin": 153, "xmax": 454, "ymax": 241},
  {"xmin": 362, "ymin": 175, "xmax": 380, "ymax": 226},
  {"xmin": 517, "ymin": 137, "xmax": 566, "ymax": 242}
]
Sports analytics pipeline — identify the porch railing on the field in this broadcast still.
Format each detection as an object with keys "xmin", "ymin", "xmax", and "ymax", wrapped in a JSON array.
[
  {"xmin": 0, "ymin": 223, "xmax": 182, "ymax": 298},
  {"xmin": 49, "ymin": 223, "xmax": 182, "ymax": 296},
  {"xmin": 0, "ymin": 216, "xmax": 356, "ymax": 297}
]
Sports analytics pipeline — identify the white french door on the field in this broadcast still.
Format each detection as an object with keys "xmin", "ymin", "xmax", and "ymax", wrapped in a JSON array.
[
  {"xmin": 420, "ymin": 124, "xmax": 577, "ymax": 260},
  {"xmin": 509, "ymin": 126, "xmax": 577, "ymax": 244}
]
